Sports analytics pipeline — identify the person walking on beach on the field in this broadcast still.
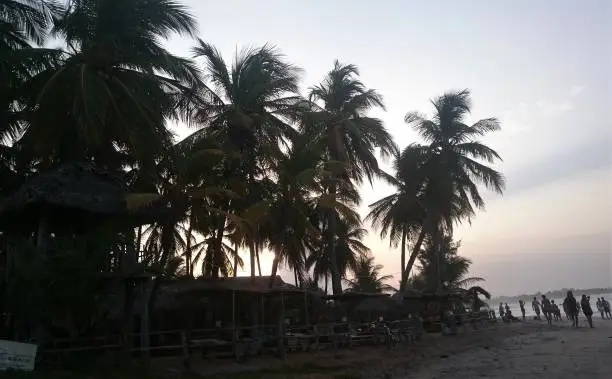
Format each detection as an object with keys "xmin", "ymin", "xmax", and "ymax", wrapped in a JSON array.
[
  {"xmin": 597, "ymin": 298, "xmax": 605, "ymax": 319},
  {"xmin": 562, "ymin": 300, "xmax": 569, "ymax": 320},
  {"xmin": 580, "ymin": 294, "xmax": 594, "ymax": 328},
  {"xmin": 563, "ymin": 291, "xmax": 579, "ymax": 328},
  {"xmin": 519, "ymin": 300, "xmax": 526, "ymax": 320},
  {"xmin": 603, "ymin": 298, "xmax": 612, "ymax": 319},
  {"xmin": 541, "ymin": 295, "xmax": 553, "ymax": 326},
  {"xmin": 551, "ymin": 300, "xmax": 560, "ymax": 321},
  {"xmin": 532, "ymin": 297, "xmax": 541, "ymax": 320},
  {"xmin": 554, "ymin": 301, "xmax": 562, "ymax": 321}
]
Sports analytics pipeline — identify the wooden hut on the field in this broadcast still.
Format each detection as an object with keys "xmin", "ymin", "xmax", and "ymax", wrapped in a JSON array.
[
  {"xmin": 0, "ymin": 163, "xmax": 163, "ymax": 349},
  {"xmin": 151, "ymin": 276, "xmax": 308, "ymax": 336}
]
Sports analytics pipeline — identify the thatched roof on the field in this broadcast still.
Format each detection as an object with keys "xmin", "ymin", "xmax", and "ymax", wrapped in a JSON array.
[
  {"xmin": 1, "ymin": 163, "xmax": 127, "ymax": 213},
  {"xmin": 321, "ymin": 292, "xmax": 390, "ymax": 301},
  {"xmin": 420, "ymin": 289, "xmax": 464, "ymax": 300},
  {"xmin": 355, "ymin": 296, "xmax": 396, "ymax": 313},
  {"xmin": 391, "ymin": 289, "xmax": 423, "ymax": 302},
  {"xmin": 0, "ymin": 163, "xmax": 162, "ymax": 230},
  {"xmin": 160, "ymin": 275, "xmax": 303, "ymax": 296}
]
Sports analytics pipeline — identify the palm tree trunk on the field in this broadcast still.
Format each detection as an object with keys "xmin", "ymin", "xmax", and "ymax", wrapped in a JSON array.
[
  {"xmin": 324, "ymin": 274, "xmax": 328, "ymax": 294},
  {"xmin": 403, "ymin": 226, "xmax": 426, "ymax": 289},
  {"xmin": 269, "ymin": 257, "xmax": 279, "ymax": 288},
  {"xmin": 256, "ymin": 243, "xmax": 262, "ymax": 276},
  {"xmin": 233, "ymin": 242, "xmax": 238, "ymax": 277},
  {"xmin": 400, "ymin": 226, "xmax": 407, "ymax": 289},
  {"xmin": 327, "ymin": 198, "xmax": 342, "ymax": 295},
  {"xmin": 184, "ymin": 222, "xmax": 194, "ymax": 277},
  {"xmin": 433, "ymin": 227, "xmax": 443, "ymax": 291},
  {"xmin": 213, "ymin": 220, "xmax": 225, "ymax": 278},
  {"xmin": 136, "ymin": 226, "xmax": 143, "ymax": 260},
  {"xmin": 294, "ymin": 270, "xmax": 299, "ymax": 286},
  {"xmin": 249, "ymin": 242, "xmax": 256, "ymax": 277},
  {"xmin": 403, "ymin": 215, "xmax": 437, "ymax": 289}
]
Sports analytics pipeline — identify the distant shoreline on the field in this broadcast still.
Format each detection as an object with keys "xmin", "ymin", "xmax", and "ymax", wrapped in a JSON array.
[{"xmin": 491, "ymin": 287, "xmax": 612, "ymax": 302}]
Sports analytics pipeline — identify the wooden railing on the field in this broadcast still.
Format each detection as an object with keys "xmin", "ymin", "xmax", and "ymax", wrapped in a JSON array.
[{"xmin": 41, "ymin": 319, "xmax": 427, "ymax": 362}]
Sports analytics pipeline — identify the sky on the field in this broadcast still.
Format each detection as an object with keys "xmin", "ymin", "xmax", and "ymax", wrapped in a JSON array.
[{"xmin": 166, "ymin": 0, "xmax": 612, "ymax": 296}]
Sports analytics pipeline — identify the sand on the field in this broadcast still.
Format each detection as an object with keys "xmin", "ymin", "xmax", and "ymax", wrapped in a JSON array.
[
  {"xmin": 162, "ymin": 317, "xmax": 612, "ymax": 378},
  {"xmin": 404, "ymin": 317, "xmax": 612, "ymax": 379}
]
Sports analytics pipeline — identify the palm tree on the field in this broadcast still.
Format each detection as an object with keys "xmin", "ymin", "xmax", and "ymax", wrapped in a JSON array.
[
  {"xmin": 191, "ymin": 233, "xmax": 242, "ymax": 278},
  {"xmin": 16, "ymin": 0, "xmax": 200, "ymax": 169},
  {"xmin": 0, "ymin": 0, "xmax": 58, "ymax": 49},
  {"xmin": 345, "ymin": 255, "xmax": 395, "ymax": 294},
  {"xmin": 306, "ymin": 215, "xmax": 368, "ymax": 293},
  {"xmin": 186, "ymin": 41, "xmax": 303, "ymax": 276},
  {"xmin": 304, "ymin": 61, "xmax": 396, "ymax": 294},
  {"xmin": 1, "ymin": 1, "xmax": 60, "ymax": 155},
  {"xmin": 411, "ymin": 234, "xmax": 484, "ymax": 291},
  {"xmin": 253, "ymin": 138, "xmax": 323, "ymax": 286},
  {"xmin": 366, "ymin": 148, "xmax": 428, "ymax": 290},
  {"xmin": 412, "ymin": 234, "xmax": 492, "ymax": 310},
  {"xmin": 400, "ymin": 89, "xmax": 505, "ymax": 287}
]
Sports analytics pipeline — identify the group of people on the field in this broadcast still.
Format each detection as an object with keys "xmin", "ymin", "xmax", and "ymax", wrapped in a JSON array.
[
  {"xmin": 497, "ymin": 293, "xmax": 611, "ymax": 328},
  {"xmin": 529, "ymin": 292, "xmax": 611, "ymax": 328},
  {"xmin": 498, "ymin": 302, "xmax": 521, "ymax": 322},
  {"xmin": 531, "ymin": 296, "xmax": 565, "ymax": 325}
]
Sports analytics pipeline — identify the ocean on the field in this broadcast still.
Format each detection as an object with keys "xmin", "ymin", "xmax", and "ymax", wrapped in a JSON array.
[{"xmin": 494, "ymin": 292, "xmax": 612, "ymax": 318}]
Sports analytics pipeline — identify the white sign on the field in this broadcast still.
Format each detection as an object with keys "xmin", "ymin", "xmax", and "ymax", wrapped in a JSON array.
[{"xmin": 0, "ymin": 340, "xmax": 37, "ymax": 371}]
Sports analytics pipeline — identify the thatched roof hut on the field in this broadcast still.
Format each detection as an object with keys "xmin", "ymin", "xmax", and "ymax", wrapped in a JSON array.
[
  {"xmin": 321, "ymin": 291, "xmax": 390, "ymax": 301},
  {"xmin": 0, "ymin": 163, "xmax": 162, "ymax": 231},
  {"xmin": 159, "ymin": 275, "xmax": 303, "ymax": 299},
  {"xmin": 152, "ymin": 276, "xmax": 303, "ymax": 309},
  {"xmin": 354, "ymin": 296, "xmax": 396, "ymax": 314}
]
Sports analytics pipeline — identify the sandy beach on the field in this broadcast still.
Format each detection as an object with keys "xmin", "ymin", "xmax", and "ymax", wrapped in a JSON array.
[
  {"xmin": 166, "ymin": 317, "xmax": 612, "ymax": 378},
  {"xmin": 404, "ymin": 318, "xmax": 612, "ymax": 379}
]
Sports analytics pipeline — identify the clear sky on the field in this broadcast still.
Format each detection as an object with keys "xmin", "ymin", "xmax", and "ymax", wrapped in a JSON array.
[{"xmin": 167, "ymin": 0, "xmax": 612, "ymax": 296}]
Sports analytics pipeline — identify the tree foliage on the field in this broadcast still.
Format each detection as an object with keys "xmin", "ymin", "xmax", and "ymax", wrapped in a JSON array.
[{"xmin": 0, "ymin": 0, "xmax": 502, "ymax": 342}]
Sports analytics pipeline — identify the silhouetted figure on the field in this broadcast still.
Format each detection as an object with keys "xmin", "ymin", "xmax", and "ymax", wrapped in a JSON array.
[
  {"xmin": 596, "ymin": 298, "xmax": 605, "ymax": 319},
  {"xmin": 532, "ymin": 297, "xmax": 541, "ymax": 320},
  {"xmin": 603, "ymin": 297, "xmax": 612, "ymax": 319},
  {"xmin": 519, "ymin": 300, "xmax": 526, "ymax": 321},
  {"xmin": 499, "ymin": 302, "xmax": 505, "ymax": 320},
  {"xmin": 541, "ymin": 295, "xmax": 553, "ymax": 326},
  {"xmin": 581, "ymin": 294, "xmax": 594, "ymax": 328},
  {"xmin": 563, "ymin": 291, "xmax": 579, "ymax": 328},
  {"xmin": 552, "ymin": 300, "xmax": 562, "ymax": 321}
]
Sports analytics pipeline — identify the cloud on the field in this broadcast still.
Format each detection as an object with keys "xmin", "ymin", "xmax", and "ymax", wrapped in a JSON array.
[
  {"xmin": 531, "ymin": 85, "xmax": 584, "ymax": 117},
  {"xmin": 569, "ymin": 85, "xmax": 585, "ymax": 97},
  {"xmin": 503, "ymin": 138, "xmax": 612, "ymax": 195},
  {"xmin": 536, "ymin": 100, "xmax": 574, "ymax": 117}
]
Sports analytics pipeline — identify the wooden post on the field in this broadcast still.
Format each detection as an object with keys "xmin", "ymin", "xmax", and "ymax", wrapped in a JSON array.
[
  {"xmin": 35, "ymin": 210, "xmax": 49, "ymax": 254},
  {"xmin": 232, "ymin": 290, "xmax": 242, "ymax": 361},
  {"xmin": 181, "ymin": 331, "xmax": 190, "ymax": 369},
  {"xmin": 261, "ymin": 295, "xmax": 265, "ymax": 326},
  {"xmin": 304, "ymin": 288, "xmax": 310, "ymax": 326},
  {"xmin": 278, "ymin": 293, "xmax": 286, "ymax": 360},
  {"xmin": 232, "ymin": 290, "xmax": 236, "ymax": 341},
  {"xmin": 140, "ymin": 278, "xmax": 150, "ymax": 361}
]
